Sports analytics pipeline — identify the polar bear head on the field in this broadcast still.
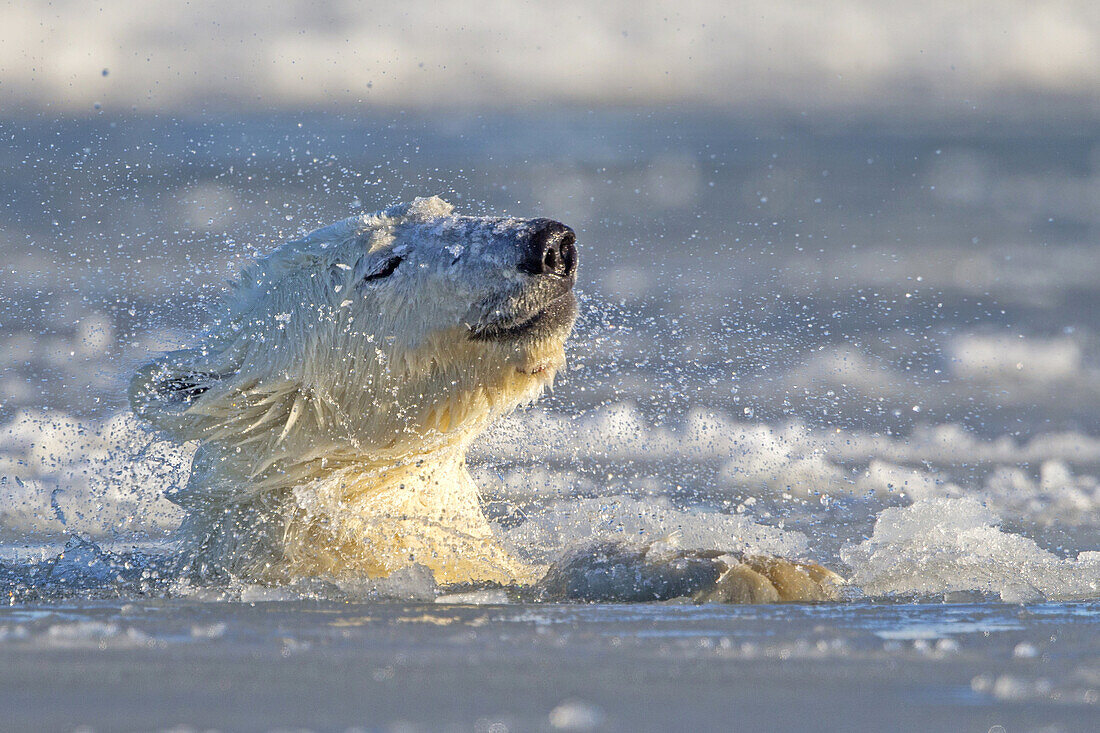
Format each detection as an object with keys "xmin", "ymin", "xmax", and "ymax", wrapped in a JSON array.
[{"xmin": 130, "ymin": 196, "xmax": 578, "ymax": 478}]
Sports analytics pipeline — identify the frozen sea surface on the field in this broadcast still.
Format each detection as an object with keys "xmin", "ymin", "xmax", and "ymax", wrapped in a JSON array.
[
  {"xmin": 1, "ymin": 599, "xmax": 1098, "ymax": 732},
  {"xmin": 2, "ymin": 110, "xmax": 1100, "ymax": 729}
]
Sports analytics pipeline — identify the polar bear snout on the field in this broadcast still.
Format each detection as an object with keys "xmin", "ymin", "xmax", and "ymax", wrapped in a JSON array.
[
  {"xmin": 518, "ymin": 219, "xmax": 577, "ymax": 280},
  {"xmin": 466, "ymin": 217, "xmax": 579, "ymax": 343}
]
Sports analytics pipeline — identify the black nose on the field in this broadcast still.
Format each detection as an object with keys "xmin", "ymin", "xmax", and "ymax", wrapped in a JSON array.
[{"xmin": 519, "ymin": 219, "xmax": 577, "ymax": 277}]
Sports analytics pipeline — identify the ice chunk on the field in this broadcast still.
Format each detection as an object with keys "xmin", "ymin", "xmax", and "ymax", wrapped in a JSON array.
[
  {"xmin": 549, "ymin": 699, "xmax": 604, "ymax": 731},
  {"xmin": 843, "ymin": 497, "xmax": 1100, "ymax": 602}
]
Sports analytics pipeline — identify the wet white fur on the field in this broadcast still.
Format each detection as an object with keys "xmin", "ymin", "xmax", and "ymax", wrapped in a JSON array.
[{"xmin": 130, "ymin": 197, "xmax": 572, "ymax": 584}]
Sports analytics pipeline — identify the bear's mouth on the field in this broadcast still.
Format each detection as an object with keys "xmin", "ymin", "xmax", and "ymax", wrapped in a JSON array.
[{"xmin": 469, "ymin": 290, "xmax": 577, "ymax": 343}]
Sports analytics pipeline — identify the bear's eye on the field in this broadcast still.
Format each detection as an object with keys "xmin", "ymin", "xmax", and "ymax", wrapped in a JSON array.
[{"xmin": 361, "ymin": 255, "xmax": 402, "ymax": 283}]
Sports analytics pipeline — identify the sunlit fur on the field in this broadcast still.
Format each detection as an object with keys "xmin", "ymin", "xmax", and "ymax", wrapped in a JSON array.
[{"xmin": 130, "ymin": 197, "xmax": 574, "ymax": 585}]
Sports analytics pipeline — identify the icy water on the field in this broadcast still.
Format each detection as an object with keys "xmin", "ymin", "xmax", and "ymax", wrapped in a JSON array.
[
  {"xmin": 2, "ymin": 111, "xmax": 1100, "ymax": 730},
  {"xmin": 1, "ymin": 599, "xmax": 1097, "ymax": 732}
]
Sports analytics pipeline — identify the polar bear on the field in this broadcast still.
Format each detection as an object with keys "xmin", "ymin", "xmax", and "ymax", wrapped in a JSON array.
[{"xmin": 130, "ymin": 196, "xmax": 840, "ymax": 601}]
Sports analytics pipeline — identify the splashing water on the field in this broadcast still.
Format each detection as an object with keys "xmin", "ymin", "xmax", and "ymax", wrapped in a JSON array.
[
  {"xmin": 2, "ymin": 114, "xmax": 1099, "ymax": 605},
  {"xmin": 2, "ymin": 403, "xmax": 1097, "ymax": 603}
]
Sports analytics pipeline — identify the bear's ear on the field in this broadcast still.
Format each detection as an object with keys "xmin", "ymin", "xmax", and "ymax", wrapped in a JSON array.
[
  {"xmin": 129, "ymin": 349, "xmax": 230, "ymax": 438},
  {"xmin": 404, "ymin": 195, "xmax": 454, "ymax": 220},
  {"xmin": 367, "ymin": 196, "xmax": 454, "ymax": 228}
]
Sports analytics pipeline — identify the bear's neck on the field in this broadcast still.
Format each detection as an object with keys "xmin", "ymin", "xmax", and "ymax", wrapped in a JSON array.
[
  {"xmin": 280, "ymin": 439, "xmax": 534, "ymax": 585},
  {"xmin": 181, "ymin": 433, "xmax": 536, "ymax": 585},
  {"xmin": 297, "ymin": 439, "xmax": 480, "ymax": 521},
  {"xmin": 172, "ymin": 361, "xmax": 557, "ymax": 585}
]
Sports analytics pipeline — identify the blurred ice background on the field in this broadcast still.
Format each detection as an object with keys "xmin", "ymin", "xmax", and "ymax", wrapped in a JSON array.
[
  {"xmin": 2, "ymin": 1, "xmax": 1100, "ymax": 600},
  {"xmin": 5, "ymin": 1, "xmax": 1100, "ymax": 114}
]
